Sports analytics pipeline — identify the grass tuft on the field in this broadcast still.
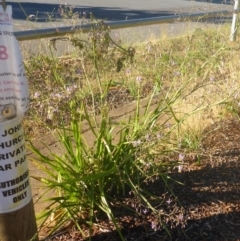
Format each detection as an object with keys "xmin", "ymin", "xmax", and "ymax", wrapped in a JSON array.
[{"xmin": 24, "ymin": 14, "xmax": 240, "ymax": 239}]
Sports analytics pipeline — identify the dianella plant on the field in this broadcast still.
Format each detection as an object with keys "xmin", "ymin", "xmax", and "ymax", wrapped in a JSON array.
[{"xmin": 28, "ymin": 14, "xmax": 236, "ymax": 240}]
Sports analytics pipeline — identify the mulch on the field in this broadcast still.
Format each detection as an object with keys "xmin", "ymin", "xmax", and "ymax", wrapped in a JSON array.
[{"xmin": 39, "ymin": 117, "xmax": 240, "ymax": 241}]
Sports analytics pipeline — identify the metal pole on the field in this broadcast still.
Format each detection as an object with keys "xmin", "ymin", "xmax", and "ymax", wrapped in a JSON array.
[
  {"xmin": 230, "ymin": 0, "xmax": 239, "ymax": 41},
  {"xmin": 14, "ymin": 10, "xmax": 231, "ymax": 41}
]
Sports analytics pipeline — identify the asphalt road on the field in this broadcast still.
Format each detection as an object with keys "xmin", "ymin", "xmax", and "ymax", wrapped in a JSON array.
[
  {"xmin": 5, "ymin": 0, "xmax": 232, "ymax": 56},
  {"xmin": 5, "ymin": 0, "xmax": 233, "ymax": 29}
]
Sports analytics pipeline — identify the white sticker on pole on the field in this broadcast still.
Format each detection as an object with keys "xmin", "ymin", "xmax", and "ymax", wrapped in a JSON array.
[
  {"xmin": 0, "ymin": 5, "xmax": 29, "ymax": 118},
  {"xmin": 0, "ymin": 117, "xmax": 32, "ymax": 213}
]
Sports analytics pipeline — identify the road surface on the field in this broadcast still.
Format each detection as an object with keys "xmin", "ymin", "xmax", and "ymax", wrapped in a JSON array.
[
  {"xmin": 4, "ymin": 0, "xmax": 232, "ymax": 29},
  {"xmin": 4, "ymin": 0, "xmax": 232, "ymax": 56}
]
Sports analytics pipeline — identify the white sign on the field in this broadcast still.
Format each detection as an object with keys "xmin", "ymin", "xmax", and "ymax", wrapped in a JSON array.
[
  {"xmin": 0, "ymin": 5, "xmax": 29, "ymax": 120},
  {"xmin": 0, "ymin": 117, "xmax": 31, "ymax": 213},
  {"xmin": 0, "ymin": 5, "xmax": 32, "ymax": 213}
]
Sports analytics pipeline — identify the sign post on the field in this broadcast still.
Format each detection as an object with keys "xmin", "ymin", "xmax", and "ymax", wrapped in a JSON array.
[
  {"xmin": 230, "ymin": 0, "xmax": 239, "ymax": 41},
  {"xmin": 0, "ymin": 1, "xmax": 38, "ymax": 240}
]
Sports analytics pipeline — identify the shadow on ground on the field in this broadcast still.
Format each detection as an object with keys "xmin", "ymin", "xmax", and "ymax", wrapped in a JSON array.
[
  {"xmin": 78, "ymin": 161, "xmax": 240, "ymax": 241},
  {"xmin": 89, "ymin": 118, "xmax": 240, "ymax": 240}
]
